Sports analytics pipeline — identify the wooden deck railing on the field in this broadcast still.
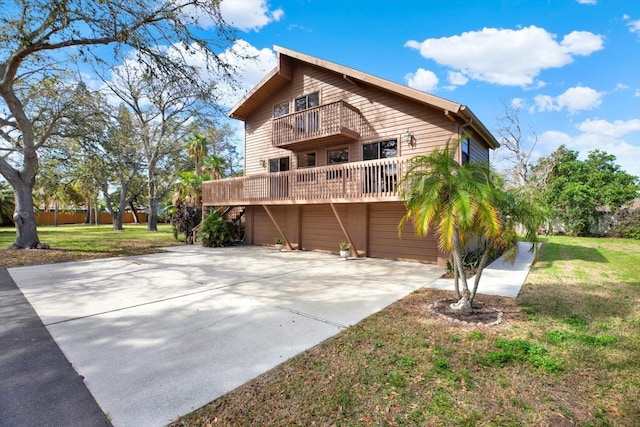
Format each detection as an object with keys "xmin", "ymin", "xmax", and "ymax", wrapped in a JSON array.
[
  {"xmin": 272, "ymin": 100, "xmax": 361, "ymax": 147},
  {"xmin": 202, "ymin": 157, "xmax": 408, "ymax": 206}
]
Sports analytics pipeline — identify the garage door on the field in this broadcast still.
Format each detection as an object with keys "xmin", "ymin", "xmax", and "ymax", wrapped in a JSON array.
[
  {"xmin": 368, "ymin": 202, "xmax": 438, "ymax": 263},
  {"xmin": 300, "ymin": 205, "xmax": 345, "ymax": 253}
]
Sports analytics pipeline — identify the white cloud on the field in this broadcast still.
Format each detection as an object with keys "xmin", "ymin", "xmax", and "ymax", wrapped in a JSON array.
[
  {"xmin": 538, "ymin": 119, "xmax": 640, "ymax": 177},
  {"xmin": 576, "ymin": 0, "xmax": 597, "ymax": 5},
  {"xmin": 405, "ymin": 26, "xmax": 603, "ymax": 87},
  {"xmin": 404, "ymin": 68, "xmax": 439, "ymax": 92},
  {"xmin": 628, "ymin": 19, "xmax": 640, "ymax": 34},
  {"xmin": 511, "ymin": 98, "xmax": 526, "ymax": 109},
  {"xmin": 534, "ymin": 86, "xmax": 603, "ymax": 114},
  {"xmin": 533, "ymin": 95, "xmax": 555, "ymax": 113},
  {"xmin": 575, "ymin": 118, "xmax": 640, "ymax": 137},
  {"xmin": 447, "ymin": 71, "xmax": 468, "ymax": 86},
  {"xmin": 220, "ymin": 0, "xmax": 284, "ymax": 32},
  {"xmin": 215, "ymin": 40, "xmax": 277, "ymax": 107}
]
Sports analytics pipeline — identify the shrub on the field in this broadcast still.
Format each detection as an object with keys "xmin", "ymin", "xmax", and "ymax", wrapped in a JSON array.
[
  {"xmin": 170, "ymin": 203, "xmax": 201, "ymax": 244},
  {"xmin": 610, "ymin": 206, "xmax": 640, "ymax": 239},
  {"xmin": 200, "ymin": 209, "xmax": 236, "ymax": 247}
]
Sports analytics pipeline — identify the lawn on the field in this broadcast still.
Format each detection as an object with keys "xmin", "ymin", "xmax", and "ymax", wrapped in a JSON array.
[
  {"xmin": 170, "ymin": 236, "xmax": 640, "ymax": 426},
  {"xmin": 0, "ymin": 224, "xmax": 183, "ymax": 268}
]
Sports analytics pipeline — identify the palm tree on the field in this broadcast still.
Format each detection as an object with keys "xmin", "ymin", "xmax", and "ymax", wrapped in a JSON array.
[
  {"xmin": 399, "ymin": 140, "xmax": 501, "ymax": 314},
  {"xmin": 186, "ymin": 133, "xmax": 208, "ymax": 177},
  {"xmin": 201, "ymin": 154, "xmax": 227, "ymax": 180}
]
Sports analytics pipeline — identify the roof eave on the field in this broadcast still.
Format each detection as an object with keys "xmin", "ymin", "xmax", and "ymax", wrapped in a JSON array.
[
  {"xmin": 227, "ymin": 67, "xmax": 279, "ymax": 120},
  {"xmin": 458, "ymin": 106, "xmax": 500, "ymax": 149}
]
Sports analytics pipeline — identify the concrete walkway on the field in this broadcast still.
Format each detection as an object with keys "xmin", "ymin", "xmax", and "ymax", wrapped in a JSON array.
[
  {"xmin": 2, "ymin": 243, "xmax": 536, "ymax": 427},
  {"xmin": 426, "ymin": 241, "xmax": 538, "ymax": 297}
]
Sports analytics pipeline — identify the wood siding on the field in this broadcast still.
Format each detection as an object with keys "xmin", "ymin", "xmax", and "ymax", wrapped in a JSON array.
[
  {"xmin": 470, "ymin": 136, "xmax": 490, "ymax": 163},
  {"xmin": 368, "ymin": 203, "xmax": 438, "ymax": 263},
  {"xmin": 243, "ymin": 62, "xmax": 458, "ymax": 176},
  {"xmin": 300, "ymin": 204, "xmax": 346, "ymax": 252}
]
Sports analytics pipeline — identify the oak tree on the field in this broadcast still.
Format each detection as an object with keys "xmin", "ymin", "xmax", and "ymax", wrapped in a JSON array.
[{"xmin": 0, "ymin": 0, "xmax": 237, "ymax": 247}]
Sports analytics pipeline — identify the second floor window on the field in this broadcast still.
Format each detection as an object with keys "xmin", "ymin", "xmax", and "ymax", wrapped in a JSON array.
[
  {"xmin": 295, "ymin": 92, "xmax": 319, "ymax": 111},
  {"xmin": 294, "ymin": 92, "xmax": 319, "ymax": 135},
  {"xmin": 327, "ymin": 147, "xmax": 349, "ymax": 165},
  {"xmin": 327, "ymin": 147, "xmax": 349, "ymax": 180},
  {"xmin": 461, "ymin": 137, "xmax": 470, "ymax": 164},
  {"xmin": 363, "ymin": 139, "xmax": 398, "ymax": 161},
  {"xmin": 269, "ymin": 156, "xmax": 290, "ymax": 173},
  {"xmin": 273, "ymin": 101, "xmax": 289, "ymax": 117},
  {"xmin": 297, "ymin": 152, "xmax": 316, "ymax": 168}
]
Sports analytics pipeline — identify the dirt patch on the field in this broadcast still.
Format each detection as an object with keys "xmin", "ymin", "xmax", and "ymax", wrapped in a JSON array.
[{"xmin": 426, "ymin": 297, "xmax": 510, "ymax": 326}]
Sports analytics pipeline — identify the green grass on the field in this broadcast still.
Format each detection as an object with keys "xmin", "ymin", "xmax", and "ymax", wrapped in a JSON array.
[
  {"xmin": 0, "ymin": 224, "xmax": 182, "ymax": 267},
  {"xmin": 170, "ymin": 235, "xmax": 640, "ymax": 426}
]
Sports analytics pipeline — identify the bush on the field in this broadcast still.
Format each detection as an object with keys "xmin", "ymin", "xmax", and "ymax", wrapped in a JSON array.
[
  {"xmin": 200, "ymin": 209, "xmax": 236, "ymax": 247},
  {"xmin": 170, "ymin": 203, "xmax": 201, "ymax": 244},
  {"xmin": 610, "ymin": 207, "xmax": 640, "ymax": 239},
  {"xmin": 446, "ymin": 246, "xmax": 501, "ymax": 276}
]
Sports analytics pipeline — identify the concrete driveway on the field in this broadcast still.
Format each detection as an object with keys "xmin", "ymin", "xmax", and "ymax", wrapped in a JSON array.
[{"xmin": 8, "ymin": 246, "xmax": 443, "ymax": 427}]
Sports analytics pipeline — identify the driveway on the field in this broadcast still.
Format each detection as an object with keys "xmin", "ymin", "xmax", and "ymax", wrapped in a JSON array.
[{"xmin": 7, "ymin": 246, "xmax": 443, "ymax": 427}]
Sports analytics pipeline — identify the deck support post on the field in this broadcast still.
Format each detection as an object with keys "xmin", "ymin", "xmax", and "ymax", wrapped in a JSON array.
[
  {"xmin": 262, "ymin": 205, "xmax": 294, "ymax": 250},
  {"xmin": 330, "ymin": 202, "xmax": 359, "ymax": 257}
]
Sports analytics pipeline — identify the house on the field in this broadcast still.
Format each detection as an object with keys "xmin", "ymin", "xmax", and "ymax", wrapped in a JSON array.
[{"xmin": 202, "ymin": 46, "xmax": 499, "ymax": 265}]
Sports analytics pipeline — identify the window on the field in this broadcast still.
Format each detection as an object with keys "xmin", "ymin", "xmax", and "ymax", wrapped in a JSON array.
[
  {"xmin": 269, "ymin": 157, "xmax": 290, "ymax": 173},
  {"xmin": 327, "ymin": 147, "xmax": 349, "ymax": 164},
  {"xmin": 273, "ymin": 101, "xmax": 289, "ymax": 118},
  {"xmin": 362, "ymin": 140, "xmax": 398, "ymax": 193},
  {"xmin": 294, "ymin": 92, "xmax": 319, "ymax": 111},
  {"xmin": 297, "ymin": 152, "xmax": 316, "ymax": 182},
  {"xmin": 327, "ymin": 147, "xmax": 348, "ymax": 180},
  {"xmin": 294, "ymin": 92, "xmax": 320, "ymax": 135},
  {"xmin": 269, "ymin": 157, "xmax": 290, "ymax": 198},
  {"xmin": 362, "ymin": 139, "xmax": 397, "ymax": 161},
  {"xmin": 461, "ymin": 137, "xmax": 470, "ymax": 164},
  {"xmin": 297, "ymin": 152, "xmax": 316, "ymax": 168}
]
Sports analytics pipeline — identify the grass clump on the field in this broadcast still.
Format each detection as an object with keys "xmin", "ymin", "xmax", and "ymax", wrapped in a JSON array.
[{"xmin": 477, "ymin": 338, "xmax": 562, "ymax": 373}]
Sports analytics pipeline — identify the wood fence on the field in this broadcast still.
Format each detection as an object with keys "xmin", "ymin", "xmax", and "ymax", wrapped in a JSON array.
[{"xmin": 35, "ymin": 211, "xmax": 147, "ymax": 225}]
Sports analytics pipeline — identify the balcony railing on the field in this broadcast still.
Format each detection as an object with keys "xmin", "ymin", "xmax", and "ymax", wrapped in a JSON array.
[
  {"xmin": 202, "ymin": 157, "xmax": 407, "ymax": 206},
  {"xmin": 272, "ymin": 100, "xmax": 361, "ymax": 148}
]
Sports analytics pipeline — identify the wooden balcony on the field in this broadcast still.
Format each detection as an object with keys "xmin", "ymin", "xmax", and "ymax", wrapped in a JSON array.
[
  {"xmin": 272, "ymin": 100, "xmax": 361, "ymax": 149},
  {"xmin": 202, "ymin": 157, "xmax": 407, "ymax": 206}
]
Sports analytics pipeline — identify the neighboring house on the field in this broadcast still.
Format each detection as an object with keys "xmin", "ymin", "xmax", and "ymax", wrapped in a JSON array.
[{"xmin": 202, "ymin": 46, "xmax": 499, "ymax": 265}]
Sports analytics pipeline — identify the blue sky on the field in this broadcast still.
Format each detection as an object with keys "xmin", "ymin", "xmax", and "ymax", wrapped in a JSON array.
[{"xmin": 213, "ymin": 0, "xmax": 640, "ymax": 178}]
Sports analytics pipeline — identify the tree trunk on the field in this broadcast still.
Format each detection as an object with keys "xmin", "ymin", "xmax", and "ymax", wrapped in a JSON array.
[
  {"xmin": 453, "ymin": 261, "xmax": 461, "ymax": 300},
  {"xmin": 113, "ymin": 191, "xmax": 127, "ymax": 231},
  {"xmin": 147, "ymin": 169, "xmax": 158, "ymax": 231},
  {"xmin": 470, "ymin": 243, "xmax": 492, "ymax": 301},
  {"xmin": 85, "ymin": 202, "xmax": 92, "ymax": 224},
  {"xmin": 449, "ymin": 227, "xmax": 472, "ymax": 314},
  {"xmin": 450, "ymin": 294, "xmax": 473, "ymax": 314},
  {"xmin": 129, "ymin": 201, "xmax": 139, "ymax": 224},
  {"xmin": 10, "ymin": 181, "xmax": 40, "ymax": 249}
]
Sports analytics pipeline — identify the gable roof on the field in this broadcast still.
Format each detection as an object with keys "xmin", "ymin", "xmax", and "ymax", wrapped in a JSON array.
[{"xmin": 229, "ymin": 46, "xmax": 499, "ymax": 149}]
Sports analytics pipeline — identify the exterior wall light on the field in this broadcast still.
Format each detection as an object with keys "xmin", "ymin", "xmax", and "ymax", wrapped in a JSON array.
[
  {"xmin": 403, "ymin": 130, "xmax": 414, "ymax": 147},
  {"xmin": 259, "ymin": 158, "xmax": 266, "ymax": 168}
]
